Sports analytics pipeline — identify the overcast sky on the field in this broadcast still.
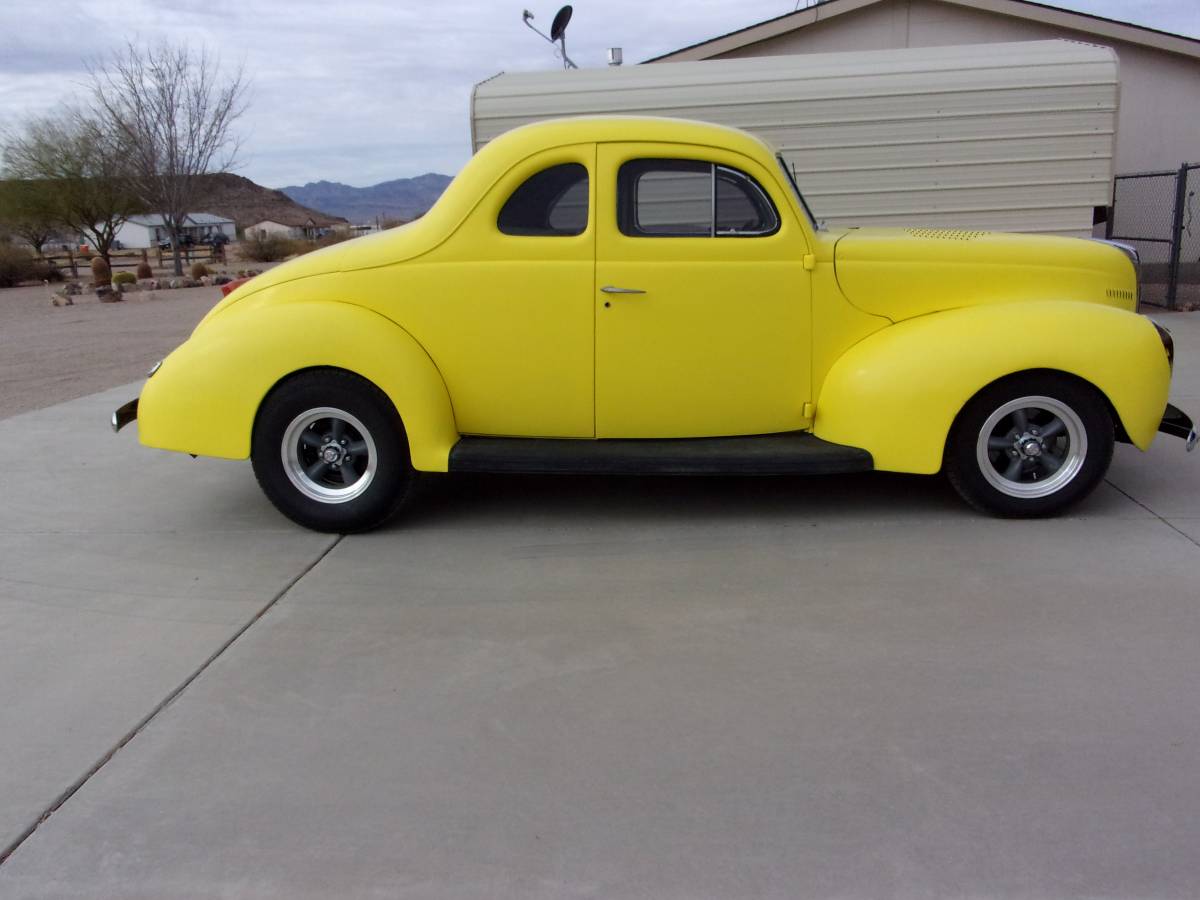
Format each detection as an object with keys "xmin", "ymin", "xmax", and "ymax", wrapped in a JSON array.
[{"xmin": 1, "ymin": 0, "xmax": 1196, "ymax": 188}]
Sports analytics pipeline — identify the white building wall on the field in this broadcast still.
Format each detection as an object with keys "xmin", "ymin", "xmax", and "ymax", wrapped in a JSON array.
[
  {"xmin": 250, "ymin": 221, "xmax": 302, "ymax": 239},
  {"xmin": 472, "ymin": 40, "xmax": 1117, "ymax": 236},
  {"xmin": 111, "ymin": 221, "xmax": 157, "ymax": 249},
  {"xmin": 707, "ymin": 0, "xmax": 1200, "ymax": 176}
]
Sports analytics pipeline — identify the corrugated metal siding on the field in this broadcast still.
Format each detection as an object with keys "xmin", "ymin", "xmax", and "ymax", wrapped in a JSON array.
[{"xmin": 471, "ymin": 40, "xmax": 1117, "ymax": 236}]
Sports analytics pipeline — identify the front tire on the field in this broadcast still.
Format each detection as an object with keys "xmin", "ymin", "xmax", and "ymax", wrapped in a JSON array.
[
  {"xmin": 945, "ymin": 372, "xmax": 1114, "ymax": 517},
  {"xmin": 252, "ymin": 370, "xmax": 414, "ymax": 532}
]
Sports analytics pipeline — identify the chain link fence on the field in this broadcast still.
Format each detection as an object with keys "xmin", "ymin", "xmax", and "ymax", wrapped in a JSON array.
[{"xmin": 1107, "ymin": 163, "xmax": 1200, "ymax": 309}]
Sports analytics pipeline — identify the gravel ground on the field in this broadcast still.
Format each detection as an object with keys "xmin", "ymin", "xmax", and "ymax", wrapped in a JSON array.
[{"xmin": 0, "ymin": 282, "xmax": 223, "ymax": 420}]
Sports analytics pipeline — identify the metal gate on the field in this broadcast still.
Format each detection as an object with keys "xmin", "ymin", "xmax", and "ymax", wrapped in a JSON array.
[{"xmin": 1108, "ymin": 163, "xmax": 1200, "ymax": 309}]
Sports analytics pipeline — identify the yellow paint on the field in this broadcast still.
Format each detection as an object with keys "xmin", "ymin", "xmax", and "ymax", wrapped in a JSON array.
[
  {"xmin": 594, "ymin": 142, "xmax": 811, "ymax": 437},
  {"xmin": 814, "ymin": 301, "xmax": 1170, "ymax": 473},
  {"xmin": 834, "ymin": 227, "xmax": 1139, "ymax": 320},
  {"xmin": 136, "ymin": 116, "xmax": 1175, "ymax": 476},
  {"xmin": 139, "ymin": 297, "xmax": 458, "ymax": 470}
]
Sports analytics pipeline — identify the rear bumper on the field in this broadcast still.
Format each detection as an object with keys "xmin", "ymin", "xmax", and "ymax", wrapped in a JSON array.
[
  {"xmin": 1159, "ymin": 403, "xmax": 1197, "ymax": 452},
  {"xmin": 111, "ymin": 399, "xmax": 138, "ymax": 433}
]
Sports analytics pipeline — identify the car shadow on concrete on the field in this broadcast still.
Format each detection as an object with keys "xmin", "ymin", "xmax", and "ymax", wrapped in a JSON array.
[{"xmin": 396, "ymin": 470, "xmax": 970, "ymax": 531}]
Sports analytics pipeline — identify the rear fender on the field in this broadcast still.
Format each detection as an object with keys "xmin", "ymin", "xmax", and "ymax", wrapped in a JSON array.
[
  {"xmin": 137, "ymin": 301, "xmax": 459, "ymax": 471},
  {"xmin": 813, "ymin": 301, "xmax": 1171, "ymax": 473}
]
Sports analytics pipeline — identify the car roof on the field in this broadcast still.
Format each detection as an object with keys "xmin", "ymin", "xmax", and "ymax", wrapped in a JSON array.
[{"xmin": 477, "ymin": 115, "xmax": 776, "ymax": 161}]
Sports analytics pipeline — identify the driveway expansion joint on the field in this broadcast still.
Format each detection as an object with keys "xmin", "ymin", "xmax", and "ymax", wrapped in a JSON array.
[
  {"xmin": 1104, "ymin": 478, "xmax": 1200, "ymax": 550},
  {"xmin": 0, "ymin": 533, "xmax": 344, "ymax": 868}
]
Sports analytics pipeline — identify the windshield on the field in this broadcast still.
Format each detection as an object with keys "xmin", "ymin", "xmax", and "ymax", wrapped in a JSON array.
[{"xmin": 776, "ymin": 154, "xmax": 819, "ymax": 229}]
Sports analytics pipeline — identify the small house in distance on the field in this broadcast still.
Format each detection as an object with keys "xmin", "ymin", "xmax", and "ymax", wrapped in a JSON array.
[
  {"xmin": 248, "ymin": 213, "xmax": 342, "ymax": 241},
  {"xmin": 112, "ymin": 213, "xmax": 236, "ymax": 249}
]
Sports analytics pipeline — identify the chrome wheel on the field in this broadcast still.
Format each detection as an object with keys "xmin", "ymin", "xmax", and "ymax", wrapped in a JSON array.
[
  {"xmin": 976, "ymin": 395, "xmax": 1086, "ymax": 499},
  {"xmin": 281, "ymin": 406, "xmax": 378, "ymax": 504}
]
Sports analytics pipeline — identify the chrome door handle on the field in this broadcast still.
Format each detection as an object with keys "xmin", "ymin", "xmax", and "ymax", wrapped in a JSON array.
[{"xmin": 600, "ymin": 285, "xmax": 646, "ymax": 294}]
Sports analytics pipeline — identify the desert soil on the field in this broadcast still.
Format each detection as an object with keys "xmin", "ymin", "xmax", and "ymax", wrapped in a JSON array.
[{"xmin": 0, "ymin": 282, "xmax": 225, "ymax": 420}]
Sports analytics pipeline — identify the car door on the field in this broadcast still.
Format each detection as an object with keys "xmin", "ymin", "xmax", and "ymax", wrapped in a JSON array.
[
  {"xmin": 388, "ymin": 145, "xmax": 597, "ymax": 438},
  {"xmin": 594, "ymin": 143, "xmax": 812, "ymax": 438}
]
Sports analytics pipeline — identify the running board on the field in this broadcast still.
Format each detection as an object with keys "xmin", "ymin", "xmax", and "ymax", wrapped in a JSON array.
[{"xmin": 448, "ymin": 432, "xmax": 873, "ymax": 476}]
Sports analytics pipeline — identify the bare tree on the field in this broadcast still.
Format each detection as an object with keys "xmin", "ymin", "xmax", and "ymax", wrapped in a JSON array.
[
  {"xmin": 3, "ymin": 109, "xmax": 143, "ymax": 264},
  {"xmin": 91, "ymin": 42, "xmax": 247, "ymax": 276}
]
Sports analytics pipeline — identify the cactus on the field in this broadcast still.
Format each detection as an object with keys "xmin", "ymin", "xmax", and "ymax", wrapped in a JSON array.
[
  {"xmin": 136, "ymin": 261, "xmax": 153, "ymax": 280},
  {"xmin": 90, "ymin": 256, "xmax": 111, "ymax": 286},
  {"xmin": 112, "ymin": 271, "xmax": 137, "ymax": 286},
  {"xmin": 189, "ymin": 262, "xmax": 208, "ymax": 280}
]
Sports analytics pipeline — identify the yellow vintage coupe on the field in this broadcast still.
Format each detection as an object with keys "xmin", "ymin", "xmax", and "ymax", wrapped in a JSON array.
[{"xmin": 112, "ymin": 117, "xmax": 1196, "ymax": 531}]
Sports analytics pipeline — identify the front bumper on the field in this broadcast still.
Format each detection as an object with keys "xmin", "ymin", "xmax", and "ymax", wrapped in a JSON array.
[
  {"xmin": 111, "ymin": 399, "xmax": 138, "ymax": 433},
  {"xmin": 1159, "ymin": 403, "xmax": 1198, "ymax": 452}
]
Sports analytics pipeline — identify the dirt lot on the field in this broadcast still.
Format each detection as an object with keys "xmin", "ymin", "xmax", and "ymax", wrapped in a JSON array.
[
  {"xmin": 0, "ymin": 250, "xmax": 288, "ymax": 420},
  {"xmin": 0, "ymin": 282, "xmax": 225, "ymax": 420}
]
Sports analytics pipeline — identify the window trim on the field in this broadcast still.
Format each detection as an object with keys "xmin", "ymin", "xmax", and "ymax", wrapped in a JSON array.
[{"xmin": 617, "ymin": 159, "xmax": 781, "ymax": 239}]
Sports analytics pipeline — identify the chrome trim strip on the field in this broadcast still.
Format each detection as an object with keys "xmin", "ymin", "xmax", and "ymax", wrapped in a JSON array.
[{"xmin": 1090, "ymin": 238, "xmax": 1140, "ymax": 266}]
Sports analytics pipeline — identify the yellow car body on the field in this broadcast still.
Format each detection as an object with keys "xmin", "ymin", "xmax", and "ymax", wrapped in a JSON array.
[{"xmin": 121, "ymin": 116, "xmax": 1193, "ymax": 528}]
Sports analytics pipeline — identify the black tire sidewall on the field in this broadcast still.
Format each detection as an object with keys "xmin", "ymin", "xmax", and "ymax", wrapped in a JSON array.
[
  {"xmin": 946, "ymin": 373, "xmax": 1114, "ymax": 517},
  {"xmin": 251, "ymin": 371, "xmax": 412, "ymax": 532}
]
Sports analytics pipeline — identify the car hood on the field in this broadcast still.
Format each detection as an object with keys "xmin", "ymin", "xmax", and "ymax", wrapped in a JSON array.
[{"xmin": 832, "ymin": 227, "xmax": 1137, "ymax": 321}]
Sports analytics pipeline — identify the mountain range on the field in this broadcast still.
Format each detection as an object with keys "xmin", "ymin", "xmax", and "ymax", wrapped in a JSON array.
[
  {"xmin": 194, "ymin": 173, "xmax": 347, "ymax": 230},
  {"xmin": 280, "ymin": 173, "xmax": 453, "ymax": 225}
]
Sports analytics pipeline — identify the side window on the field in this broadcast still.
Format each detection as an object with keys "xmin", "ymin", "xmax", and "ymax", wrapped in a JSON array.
[
  {"xmin": 498, "ymin": 163, "xmax": 589, "ymax": 236},
  {"xmin": 618, "ymin": 159, "xmax": 780, "ymax": 238}
]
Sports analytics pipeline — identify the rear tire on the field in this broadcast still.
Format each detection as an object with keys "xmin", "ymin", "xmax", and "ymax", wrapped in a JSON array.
[
  {"xmin": 945, "ymin": 372, "xmax": 1114, "ymax": 517},
  {"xmin": 251, "ymin": 370, "xmax": 414, "ymax": 532}
]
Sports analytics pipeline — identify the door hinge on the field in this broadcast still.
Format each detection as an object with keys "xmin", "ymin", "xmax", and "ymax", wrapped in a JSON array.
[
  {"xmin": 803, "ymin": 402, "xmax": 815, "ymax": 419},
  {"xmin": 802, "ymin": 254, "xmax": 816, "ymax": 271}
]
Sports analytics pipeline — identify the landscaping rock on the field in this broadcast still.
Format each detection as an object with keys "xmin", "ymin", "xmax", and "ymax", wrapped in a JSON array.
[
  {"xmin": 96, "ymin": 286, "xmax": 121, "ymax": 302},
  {"xmin": 212, "ymin": 274, "xmax": 231, "ymax": 285}
]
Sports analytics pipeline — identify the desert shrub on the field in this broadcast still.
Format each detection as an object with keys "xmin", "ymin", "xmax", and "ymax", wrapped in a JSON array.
[
  {"xmin": 90, "ymin": 256, "xmax": 111, "ymax": 286},
  {"xmin": 0, "ymin": 243, "xmax": 36, "ymax": 287},
  {"xmin": 136, "ymin": 261, "xmax": 153, "ymax": 279},
  {"xmin": 240, "ymin": 233, "xmax": 296, "ymax": 262},
  {"xmin": 314, "ymin": 230, "xmax": 353, "ymax": 248},
  {"xmin": 112, "ymin": 271, "xmax": 137, "ymax": 286},
  {"xmin": 31, "ymin": 260, "xmax": 64, "ymax": 283},
  {"xmin": 189, "ymin": 261, "xmax": 209, "ymax": 279}
]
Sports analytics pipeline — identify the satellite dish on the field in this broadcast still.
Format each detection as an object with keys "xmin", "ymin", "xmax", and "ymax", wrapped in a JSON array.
[
  {"xmin": 550, "ymin": 5, "xmax": 573, "ymax": 42},
  {"xmin": 521, "ymin": 5, "xmax": 578, "ymax": 69}
]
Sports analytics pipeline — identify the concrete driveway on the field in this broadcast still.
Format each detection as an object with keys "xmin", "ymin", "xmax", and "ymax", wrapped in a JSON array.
[{"xmin": 1, "ymin": 316, "xmax": 1198, "ymax": 899}]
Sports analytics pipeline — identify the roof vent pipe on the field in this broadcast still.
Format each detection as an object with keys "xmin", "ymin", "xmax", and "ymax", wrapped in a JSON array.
[{"xmin": 607, "ymin": 47, "xmax": 623, "ymax": 66}]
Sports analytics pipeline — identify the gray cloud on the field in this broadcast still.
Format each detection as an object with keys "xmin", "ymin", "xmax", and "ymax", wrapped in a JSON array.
[{"xmin": 2, "ymin": 0, "xmax": 1196, "ymax": 187}]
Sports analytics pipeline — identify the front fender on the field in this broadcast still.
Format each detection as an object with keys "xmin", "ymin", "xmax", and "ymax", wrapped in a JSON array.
[
  {"xmin": 137, "ymin": 301, "xmax": 459, "ymax": 471},
  {"xmin": 813, "ymin": 301, "xmax": 1171, "ymax": 473}
]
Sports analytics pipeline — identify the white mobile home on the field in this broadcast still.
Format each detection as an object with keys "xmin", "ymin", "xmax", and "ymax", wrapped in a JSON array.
[
  {"xmin": 471, "ymin": 40, "xmax": 1118, "ymax": 236},
  {"xmin": 111, "ymin": 213, "xmax": 236, "ymax": 249}
]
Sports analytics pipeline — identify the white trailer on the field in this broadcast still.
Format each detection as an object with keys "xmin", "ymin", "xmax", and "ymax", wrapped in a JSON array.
[{"xmin": 471, "ymin": 40, "xmax": 1118, "ymax": 237}]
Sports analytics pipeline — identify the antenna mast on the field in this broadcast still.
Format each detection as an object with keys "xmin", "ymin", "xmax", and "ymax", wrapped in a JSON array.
[{"xmin": 522, "ymin": 6, "xmax": 578, "ymax": 69}]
